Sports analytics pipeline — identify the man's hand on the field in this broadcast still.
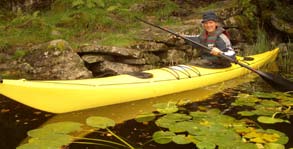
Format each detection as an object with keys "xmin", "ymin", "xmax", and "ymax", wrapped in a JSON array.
[{"xmin": 210, "ymin": 47, "xmax": 223, "ymax": 56}]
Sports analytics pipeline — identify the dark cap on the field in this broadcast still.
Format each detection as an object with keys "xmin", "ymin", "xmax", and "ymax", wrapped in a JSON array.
[{"xmin": 202, "ymin": 11, "xmax": 218, "ymax": 23}]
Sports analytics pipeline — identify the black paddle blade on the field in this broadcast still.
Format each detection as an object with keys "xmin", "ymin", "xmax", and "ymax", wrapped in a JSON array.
[{"xmin": 258, "ymin": 72, "xmax": 293, "ymax": 92}]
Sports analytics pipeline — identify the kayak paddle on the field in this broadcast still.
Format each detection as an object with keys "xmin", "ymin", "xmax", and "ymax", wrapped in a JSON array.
[{"xmin": 136, "ymin": 17, "xmax": 293, "ymax": 91}]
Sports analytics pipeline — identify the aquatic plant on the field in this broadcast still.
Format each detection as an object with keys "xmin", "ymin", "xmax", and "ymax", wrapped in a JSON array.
[
  {"xmin": 135, "ymin": 100, "xmax": 290, "ymax": 149},
  {"xmin": 233, "ymin": 92, "xmax": 293, "ymax": 124},
  {"xmin": 17, "ymin": 117, "xmax": 135, "ymax": 149},
  {"xmin": 18, "ymin": 92, "xmax": 292, "ymax": 149}
]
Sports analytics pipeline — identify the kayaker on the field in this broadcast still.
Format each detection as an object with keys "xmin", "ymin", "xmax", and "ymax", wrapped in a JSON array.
[{"xmin": 186, "ymin": 11, "xmax": 236, "ymax": 68}]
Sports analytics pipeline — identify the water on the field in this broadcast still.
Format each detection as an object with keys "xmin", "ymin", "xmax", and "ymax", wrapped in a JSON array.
[{"xmin": 0, "ymin": 64, "xmax": 292, "ymax": 148}]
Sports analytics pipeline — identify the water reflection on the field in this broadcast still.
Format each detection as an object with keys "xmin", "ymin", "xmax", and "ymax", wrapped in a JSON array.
[{"xmin": 44, "ymin": 73, "xmax": 258, "ymax": 125}]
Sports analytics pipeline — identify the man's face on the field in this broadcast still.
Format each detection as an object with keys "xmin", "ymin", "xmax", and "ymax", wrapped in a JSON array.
[{"xmin": 203, "ymin": 20, "xmax": 217, "ymax": 33}]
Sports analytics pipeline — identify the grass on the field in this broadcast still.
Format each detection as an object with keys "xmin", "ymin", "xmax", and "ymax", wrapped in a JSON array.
[
  {"xmin": 245, "ymin": 28, "xmax": 271, "ymax": 55},
  {"xmin": 0, "ymin": 0, "xmax": 180, "ymax": 48}
]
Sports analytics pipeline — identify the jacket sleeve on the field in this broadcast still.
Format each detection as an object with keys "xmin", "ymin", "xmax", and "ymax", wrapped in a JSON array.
[{"xmin": 216, "ymin": 34, "xmax": 235, "ymax": 57}]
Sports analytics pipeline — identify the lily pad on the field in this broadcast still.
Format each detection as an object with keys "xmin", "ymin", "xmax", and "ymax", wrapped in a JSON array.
[
  {"xmin": 266, "ymin": 129, "xmax": 289, "ymax": 144},
  {"xmin": 232, "ymin": 93, "xmax": 260, "ymax": 107},
  {"xmin": 238, "ymin": 111, "xmax": 256, "ymax": 116},
  {"xmin": 155, "ymin": 113, "xmax": 192, "ymax": 128},
  {"xmin": 264, "ymin": 143, "xmax": 285, "ymax": 149},
  {"xmin": 43, "ymin": 122, "xmax": 83, "ymax": 134},
  {"xmin": 135, "ymin": 112, "xmax": 156, "ymax": 123},
  {"xmin": 152, "ymin": 131, "xmax": 175, "ymax": 144},
  {"xmin": 257, "ymin": 116, "xmax": 290, "ymax": 124},
  {"xmin": 260, "ymin": 100, "xmax": 281, "ymax": 107},
  {"xmin": 28, "ymin": 122, "xmax": 82, "ymax": 137},
  {"xmin": 153, "ymin": 102, "xmax": 178, "ymax": 114},
  {"xmin": 86, "ymin": 116, "xmax": 115, "ymax": 129},
  {"xmin": 18, "ymin": 134, "xmax": 72, "ymax": 149},
  {"xmin": 169, "ymin": 121, "xmax": 196, "ymax": 133},
  {"xmin": 172, "ymin": 135, "xmax": 191, "ymax": 144},
  {"xmin": 196, "ymin": 141, "xmax": 216, "ymax": 149},
  {"xmin": 253, "ymin": 92, "xmax": 278, "ymax": 99}
]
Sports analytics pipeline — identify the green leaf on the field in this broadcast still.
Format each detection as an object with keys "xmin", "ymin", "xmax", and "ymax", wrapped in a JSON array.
[
  {"xmin": 107, "ymin": 6, "xmax": 119, "ymax": 12},
  {"xmin": 43, "ymin": 122, "xmax": 83, "ymax": 134},
  {"xmin": 86, "ymin": 0, "xmax": 96, "ymax": 8},
  {"xmin": 238, "ymin": 111, "xmax": 256, "ymax": 116},
  {"xmin": 260, "ymin": 100, "xmax": 281, "ymax": 107},
  {"xmin": 18, "ymin": 134, "xmax": 72, "ymax": 149},
  {"xmin": 86, "ymin": 116, "xmax": 115, "ymax": 129},
  {"xmin": 72, "ymin": 0, "xmax": 85, "ymax": 8},
  {"xmin": 172, "ymin": 135, "xmax": 191, "ymax": 144},
  {"xmin": 153, "ymin": 102, "xmax": 178, "ymax": 114},
  {"xmin": 257, "ymin": 116, "xmax": 289, "ymax": 124},
  {"xmin": 266, "ymin": 129, "xmax": 289, "ymax": 144},
  {"xmin": 253, "ymin": 92, "xmax": 277, "ymax": 99},
  {"xmin": 169, "ymin": 121, "xmax": 196, "ymax": 133},
  {"xmin": 155, "ymin": 113, "xmax": 192, "ymax": 128},
  {"xmin": 264, "ymin": 143, "xmax": 285, "ymax": 149},
  {"xmin": 196, "ymin": 141, "xmax": 216, "ymax": 149},
  {"xmin": 135, "ymin": 112, "xmax": 156, "ymax": 123},
  {"xmin": 232, "ymin": 93, "xmax": 260, "ymax": 107},
  {"xmin": 152, "ymin": 131, "xmax": 175, "ymax": 144},
  {"xmin": 93, "ymin": 0, "xmax": 105, "ymax": 8}
]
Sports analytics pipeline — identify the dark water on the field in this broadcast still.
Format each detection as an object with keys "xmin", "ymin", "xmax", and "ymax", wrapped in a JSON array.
[{"xmin": 0, "ymin": 95, "xmax": 54, "ymax": 149}]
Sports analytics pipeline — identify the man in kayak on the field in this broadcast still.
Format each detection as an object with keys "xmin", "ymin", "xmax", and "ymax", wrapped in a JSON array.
[{"xmin": 186, "ymin": 11, "xmax": 236, "ymax": 68}]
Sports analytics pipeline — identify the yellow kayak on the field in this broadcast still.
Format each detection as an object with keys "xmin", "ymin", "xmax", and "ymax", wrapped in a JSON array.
[{"xmin": 0, "ymin": 48, "xmax": 279, "ymax": 113}]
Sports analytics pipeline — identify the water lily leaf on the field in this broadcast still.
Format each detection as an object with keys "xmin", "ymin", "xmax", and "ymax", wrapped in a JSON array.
[
  {"xmin": 27, "ymin": 128, "xmax": 71, "ymax": 140},
  {"xmin": 17, "ymin": 141, "xmax": 59, "ymax": 149},
  {"xmin": 155, "ymin": 116, "xmax": 176, "ymax": 128},
  {"xmin": 266, "ymin": 129, "xmax": 289, "ymax": 144},
  {"xmin": 253, "ymin": 106, "xmax": 277, "ymax": 116},
  {"xmin": 135, "ymin": 112, "xmax": 156, "ymax": 123},
  {"xmin": 253, "ymin": 92, "xmax": 278, "ymax": 99},
  {"xmin": 196, "ymin": 141, "xmax": 216, "ymax": 149},
  {"xmin": 86, "ymin": 116, "xmax": 115, "ymax": 129},
  {"xmin": 28, "ymin": 122, "xmax": 82, "ymax": 138},
  {"xmin": 238, "ymin": 111, "xmax": 256, "ymax": 116},
  {"xmin": 189, "ymin": 111, "xmax": 209, "ymax": 118},
  {"xmin": 264, "ymin": 143, "xmax": 285, "ymax": 149},
  {"xmin": 169, "ymin": 121, "xmax": 196, "ymax": 133},
  {"xmin": 206, "ymin": 108, "xmax": 221, "ymax": 115},
  {"xmin": 18, "ymin": 134, "xmax": 72, "ymax": 149},
  {"xmin": 153, "ymin": 102, "xmax": 178, "ymax": 114},
  {"xmin": 232, "ymin": 93, "xmax": 260, "ymax": 107},
  {"xmin": 260, "ymin": 100, "xmax": 281, "ymax": 107},
  {"xmin": 155, "ymin": 113, "xmax": 192, "ymax": 128},
  {"xmin": 43, "ymin": 122, "xmax": 83, "ymax": 134},
  {"xmin": 257, "ymin": 116, "xmax": 289, "ymax": 124},
  {"xmin": 280, "ymin": 100, "xmax": 293, "ymax": 106},
  {"xmin": 152, "ymin": 131, "xmax": 175, "ymax": 144},
  {"xmin": 172, "ymin": 135, "xmax": 191, "ymax": 144},
  {"xmin": 218, "ymin": 142, "xmax": 258, "ymax": 149}
]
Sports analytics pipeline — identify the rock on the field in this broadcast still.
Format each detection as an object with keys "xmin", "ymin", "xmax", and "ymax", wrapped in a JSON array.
[
  {"xmin": 19, "ymin": 40, "xmax": 92, "ymax": 80},
  {"xmin": 78, "ymin": 45, "xmax": 142, "ymax": 58},
  {"xmin": 160, "ymin": 49, "xmax": 187, "ymax": 65},
  {"xmin": 81, "ymin": 54, "xmax": 112, "ymax": 64},
  {"xmin": 92, "ymin": 61, "xmax": 145, "ymax": 77},
  {"xmin": 271, "ymin": 13, "xmax": 293, "ymax": 34},
  {"xmin": 130, "ymin": 42, "xmax": 168, "ymax": 52}
]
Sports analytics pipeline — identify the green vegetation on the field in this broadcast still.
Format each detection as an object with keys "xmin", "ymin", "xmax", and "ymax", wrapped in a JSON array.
[
  {"xmin": 18, "ymin": 91, "xmax": 292, "ymax": 149},
  {"xmin": 0, "ymin": 0, "xmax": 180, "ymax": 48}
]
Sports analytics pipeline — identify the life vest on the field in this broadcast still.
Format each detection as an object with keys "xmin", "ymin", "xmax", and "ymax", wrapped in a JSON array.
[{"xmin": 199, "ymin": 26, "xmax": 228, "ymax": 48}]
